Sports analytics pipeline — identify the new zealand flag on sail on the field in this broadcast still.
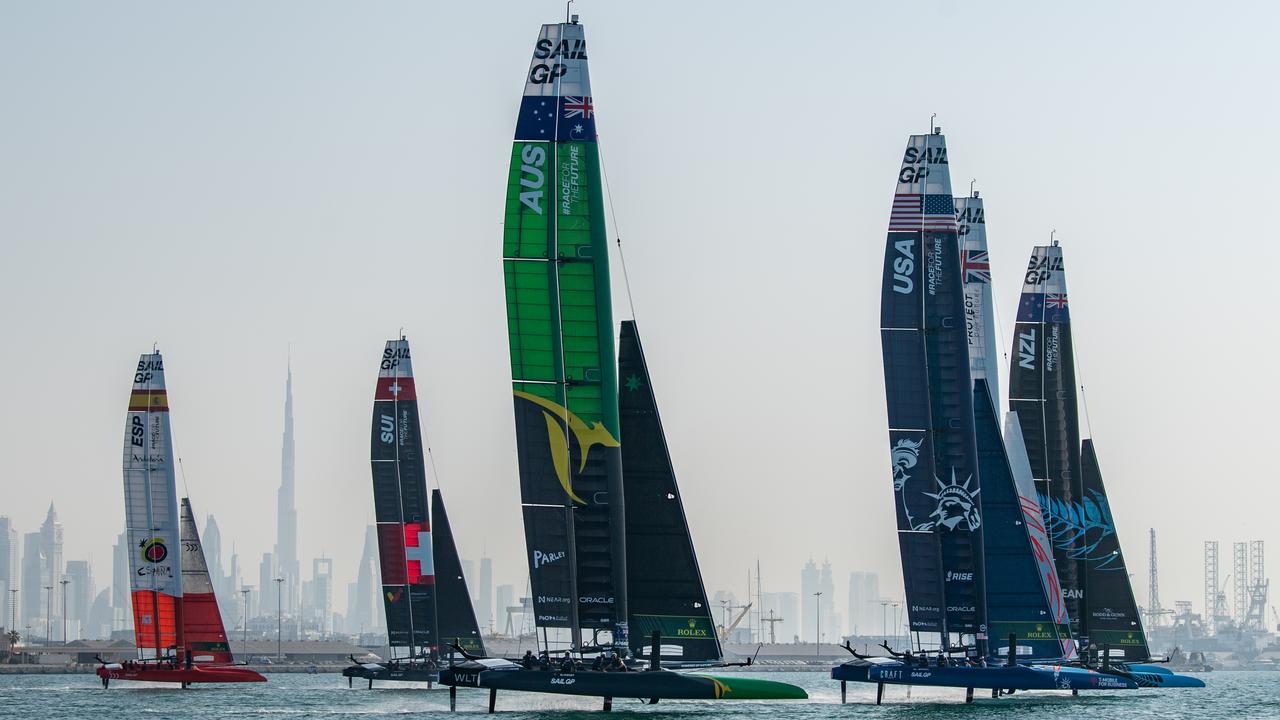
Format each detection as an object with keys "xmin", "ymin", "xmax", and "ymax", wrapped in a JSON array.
[
  {"xmin": 1016, "ymin": 293, "xmax": 1070, "ymax": 323},
  {"xmin": 515, "ymin": 96, "xmax": 597, "ymax": 142}
]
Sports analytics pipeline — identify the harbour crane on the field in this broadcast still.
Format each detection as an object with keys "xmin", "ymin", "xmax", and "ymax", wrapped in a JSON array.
[{"xmin": 717, "ymin": 603, "xmax": 752, "ymax": 642}]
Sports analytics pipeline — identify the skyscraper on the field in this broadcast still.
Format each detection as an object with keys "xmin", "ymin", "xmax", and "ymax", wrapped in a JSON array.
[
  {"xmin": 40, "ymin": 504, "xmax": 63, "ymax": 622},
  {"xmin": 21, "ymin": 532, "xmax": 42, "ymax": 631},
  {"xmin": 819, "ymin": 558, "xmax": 836, "ymax": 640},
  {"xmin": 800, "ymin": 558, "xmax": 818, "ymax": 643},
  {"xmin": 64, "ymin": 560, "xmax": 92, "ymax": 641},
  {"xmin": 495, "ymin": 584, "xmax": 515, "ymax": 635},
  {"xmin": 258, "ymin": 552, "xmax": 276, "ymax": 620},
  {"xmin": 478, "ymin": 557, "xmax": 493, "ymax": 634},
  {"xmin": 353, "ymin": 525, "xmax": 379, "ymax": 633},
  {"xmin": 276, "ymin": 363, "xmax": 299, "ymax": 615},
  {"xmin": 847, "ymin": 571, "xmax": 881, "ymax": 637},
  {"xmin": 0, "ymin": 516, "xmax": 17, "ymax": 627},
  {"xmin": 112, "ymin": 531, "xmax": 131, "ymax": 631}
]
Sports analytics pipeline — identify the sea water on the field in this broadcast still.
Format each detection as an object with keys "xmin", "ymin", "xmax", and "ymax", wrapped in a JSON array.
[{"xmin": 0, "ymin": 670, "xmax": 1272, "ymax": 719}]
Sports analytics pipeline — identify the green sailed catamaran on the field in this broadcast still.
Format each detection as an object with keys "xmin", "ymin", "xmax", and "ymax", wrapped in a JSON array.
[{"xmin": 438, "ymin": 15, "xmax": 805, "ymax": 710}]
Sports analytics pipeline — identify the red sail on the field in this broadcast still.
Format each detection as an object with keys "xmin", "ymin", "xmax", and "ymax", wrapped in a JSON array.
[{"xmin": 179, "ymin": 498, "xmax": 234, "ymax": 664}]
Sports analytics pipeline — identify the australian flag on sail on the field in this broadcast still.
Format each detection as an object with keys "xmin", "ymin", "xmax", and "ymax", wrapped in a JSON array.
[
  {"xmin": 1016, "ymin": 293, "xmax": 1071, "ymax": 323},
  {"xmin": 515, "ymin": 96, "xmax": 597, "ymax": 142}
]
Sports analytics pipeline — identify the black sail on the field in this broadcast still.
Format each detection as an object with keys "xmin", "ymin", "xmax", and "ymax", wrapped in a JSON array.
[
  {"xmin": 1079, "ymin": 441, "xmax": 1150, "ymax": 660},
  {"xmin": 431, "ymin": 490, "xmax": 486, "ymax": 657},
  {"xmin": 618, "ymin": 321, "xmax": 720, "ymax": 662},
  {"xmin": 880, "ymin": 131, "xmax": 987, "ymax": 650},
  {"xmin": 1007, "ymin": 244, "xmax": 1085, "ymax": 637},
  {"xmin": 370, "ymin": 339, "xmax": 437, "ymax": 656}
]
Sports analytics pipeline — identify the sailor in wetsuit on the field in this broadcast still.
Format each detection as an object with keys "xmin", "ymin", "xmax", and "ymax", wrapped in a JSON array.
[
  {"xmin": 560, "ymin": 651, "xmax": 576, "ymax": 673},
  {"xmin": 521, "ymin": 650, "xmax": 537, "ymax": 669}
]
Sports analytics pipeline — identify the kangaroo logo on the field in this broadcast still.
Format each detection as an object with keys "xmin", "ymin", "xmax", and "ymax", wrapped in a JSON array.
[{"xmin": 514, "ymin": 390, "xmax": 619, "ymax": 505}]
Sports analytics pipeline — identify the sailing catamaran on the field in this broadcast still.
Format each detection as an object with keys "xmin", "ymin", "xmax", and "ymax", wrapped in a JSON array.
[
  {"xmin": 1008, "ymin": 244, "xmax": 1153, "ymax": 662},
  {"xmin": 343, "ymin": 338, "xmax": 484, "ymax": 687},
  {"xmin": 831, "ymin": 133, "xmax": 1203, "ymax": 702},
  {"xmin": 97, "ymin": 352, "xmax": 265, "ymax": 687},
  {"xmin": 437, "ymin": 16, "xmax": 805, "ymax": 710}
]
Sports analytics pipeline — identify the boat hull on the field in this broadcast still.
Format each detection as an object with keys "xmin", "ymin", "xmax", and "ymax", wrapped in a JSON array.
[
  {"xmin": 831, "ymin": 658, "xmax": 1204, "ymax": 692},
  {"xmin": 96, "ymin": 663, "xmax": 266, "ymax": 685},
  {"xmin": 440, "ymin": 664, "xmax": 806, "ymax": 700},
  {"xmin": 342, "ymin": 664, "xmax": 439, "ymax": 684}
]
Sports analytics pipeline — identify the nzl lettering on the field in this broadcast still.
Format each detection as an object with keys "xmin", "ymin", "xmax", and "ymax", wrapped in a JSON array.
[
  {"xmin": 518, "ymin": 145, "xmax": 547, "ymax": 215},
  {"xmin": 892, "ymin": 239, "xmax": 915, "ymax": 294},
  {"xmin": 380, "ymin": 414, "xmax": 394, "ymax": 444},
  {"xmin": 1018, "ymin": 329, "xmax": 1037, "ymax": 370}
]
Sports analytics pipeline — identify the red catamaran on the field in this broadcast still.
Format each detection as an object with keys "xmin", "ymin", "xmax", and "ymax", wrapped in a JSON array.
[{"xmin": 97, "ymin": 351, "xmax": 265, "ymax": 687}]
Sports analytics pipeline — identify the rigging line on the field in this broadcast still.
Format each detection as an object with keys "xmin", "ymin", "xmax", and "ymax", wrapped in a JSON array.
[{"xmin": 597, "ymin": 136, "xmax": 637, "ymax": 322}]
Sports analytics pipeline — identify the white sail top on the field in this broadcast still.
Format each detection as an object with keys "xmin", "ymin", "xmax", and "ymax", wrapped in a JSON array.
[
  {"xmin": 123, "ymin": 353, "xmax": 182, "ymax": 599},
  {"xmin": 1021, "ymin": 244, "xmax": 1068, "ymax": 297},
  {"xmin": 523, "ymin": 22, "xmax": 592, "ymax": 98},
  {"xmin": 958, "ymin": 193, "xmax": 999, "ymax": 401}
]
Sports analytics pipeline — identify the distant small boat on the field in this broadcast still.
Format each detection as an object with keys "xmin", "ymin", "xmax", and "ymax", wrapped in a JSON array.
[{"xmin": 97, "ymin": 351, "xmax": 265, "ymax": 687}]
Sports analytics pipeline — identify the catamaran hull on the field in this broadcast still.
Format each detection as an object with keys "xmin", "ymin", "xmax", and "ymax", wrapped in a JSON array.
[
  {"xmin": 342, "ymin": 664, "xmax": 439, "ymax": 684},
  {"xmin": 96, "ymin": 664, "xmax": 266, "ymax": 685},
  {"xmin": 832, "ymin": 660, "xmax": 1204, "ymax": 692},
  {"xmin": 440, "ymin": 666, "xmax": 807, "ymax": 701}
]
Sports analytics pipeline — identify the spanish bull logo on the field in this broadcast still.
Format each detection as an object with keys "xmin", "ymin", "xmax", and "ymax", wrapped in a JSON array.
[
  {"xmin": 514, "ymin": 390, "xmax": 619, "ymax": 505},
  {"xmin": 139, "ymin": 537, "xmax": 168, "ymax": 563}
]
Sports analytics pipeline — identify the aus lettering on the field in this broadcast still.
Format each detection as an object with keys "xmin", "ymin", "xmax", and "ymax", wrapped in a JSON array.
[{"xmin": 518, "ymin": 145, "xmax": 547, "ymax": 214}]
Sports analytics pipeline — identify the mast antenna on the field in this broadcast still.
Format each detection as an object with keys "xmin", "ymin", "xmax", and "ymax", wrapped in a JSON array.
[
  {"xmin": 1051, "ymin": 229, "xmax": 1058, "ymax": 247},
  {"xmin": 970, "ymin": 178, "xmax": 978, "ymax": 198},
  {"xmin": 399, "ymin": 326, "xmax": 405, "ymax": 341},
  {"xmin": 566, "ymin": 0, "xmax": 575, "ymax": 23},
  {"xmin": 929, "ymin": 113, "xmax": 937, "ymax": 134}
]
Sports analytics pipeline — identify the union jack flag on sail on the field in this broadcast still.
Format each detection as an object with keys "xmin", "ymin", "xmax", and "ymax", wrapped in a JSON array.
[
  {"xmin": 963, "ymin": 250, "xmax": 991, "ymax": 283},
  {"xmin": 1045, "ymin": 293, "xmax": 1068, "ymax": 309},
  {"xmin": 563, "ymin": 96, "xmax": 594, "ymax": 118}
]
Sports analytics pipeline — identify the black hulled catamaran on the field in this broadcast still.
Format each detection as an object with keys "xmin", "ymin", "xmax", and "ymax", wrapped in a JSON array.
[
  {"xmin": 343, "ymin": 338, "xmax": 484, "ymax": 687},
  {"xmin": 438, "ymin": 16, "xmax": 804, "ymax": 710},
  {"xmin": 832, "ymin": 134, "xmax": 1202, "ymax": 702},
  {"xmin": 1009, "ymin": 245, "xmax": 1152, "ymax": 663}
]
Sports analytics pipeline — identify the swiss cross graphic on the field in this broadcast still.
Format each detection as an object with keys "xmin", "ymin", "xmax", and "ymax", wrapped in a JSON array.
[
  {"xmin": 403, "ymin": 523, "xmax": 434, "ymax": 585},
  {"xmin": 388, "ymin": 382, "xmax": 402, "ymax": 396}
]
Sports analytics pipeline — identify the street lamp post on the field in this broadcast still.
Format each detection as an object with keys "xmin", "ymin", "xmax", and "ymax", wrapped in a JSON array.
[
  {"xmin": 274, "ymin": 577, "xmax": 284, "ymax": 662},
  {"xmin": 881, "ymin": 600, "xmax": 889, "ymax": 642},
  {"xmin": 813, "ymin": 591, "xmax": 823, "ymax": 658},
  {"xmin": 9, "ymin": 588, "xmax": 18, "ymax": 637},
  {"xmin": 240, "ymin": 587, "xmax": 251, "ymax": 660},
  {"xmin": 44, "ymin": 586, "xmax": 52, "ymax": 646},
  {"xmin": 60, "ymin": 579, "xmax": 70, "ymax": 643}
]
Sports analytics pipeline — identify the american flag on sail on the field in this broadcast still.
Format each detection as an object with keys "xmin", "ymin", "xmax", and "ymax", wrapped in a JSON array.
[
  {"xmin": 963, "ymin": 250, "xmax": 991, "ymax": 283},
  {"xmin": 889, "ymin": 194, "xmax": 956, "ymax": 231}
]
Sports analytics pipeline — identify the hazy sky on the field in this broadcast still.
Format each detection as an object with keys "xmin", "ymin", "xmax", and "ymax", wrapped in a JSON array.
[{"xmin": 2, "ymin": 1, "xmax": 1277, "ymax": 622}]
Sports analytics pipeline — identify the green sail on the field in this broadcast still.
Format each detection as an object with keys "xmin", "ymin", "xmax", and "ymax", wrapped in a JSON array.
[{"xmin": 504, "ymin": 20, "xmax": 627, "ymax": 645}]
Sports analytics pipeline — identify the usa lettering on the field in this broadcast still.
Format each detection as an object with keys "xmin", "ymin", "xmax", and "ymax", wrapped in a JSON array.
[
  {"xmin": 518, "ymin": 145, "xmax": 546, "ymax": 214},
  {"xmin": 892, "ymin": 239, "xmax": 915, "ymax": 294}
]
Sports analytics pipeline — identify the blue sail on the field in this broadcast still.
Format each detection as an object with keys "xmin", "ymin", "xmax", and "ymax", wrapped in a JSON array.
[{"xmin": 880, "ymin": 132, "xmax": 986, "ymax": 649}]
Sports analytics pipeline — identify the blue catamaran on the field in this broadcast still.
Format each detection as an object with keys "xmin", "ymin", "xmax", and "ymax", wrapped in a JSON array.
[{"xmin": 831, "ymin": 131, "xmax": 1204, "ymax": 702}]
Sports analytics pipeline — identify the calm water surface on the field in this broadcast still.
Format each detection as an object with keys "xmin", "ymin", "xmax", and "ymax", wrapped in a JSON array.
[{"xmin": 0, "ymin": 670, "xmax": 1272, "ymax": 719}]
